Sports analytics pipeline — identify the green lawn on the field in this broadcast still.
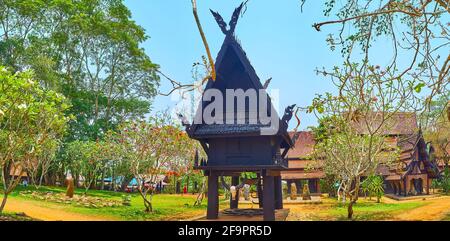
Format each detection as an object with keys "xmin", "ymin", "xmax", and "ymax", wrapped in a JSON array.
[
  {"xmin": 329, "ymin": 201, "xmax": 426, "ymax": 221},
  {"xmin": 288, "ymin": 198, "xmax": 427, "ymax": 221},
  {"xmin": 3, "ymin": 185, "xmax": 436, "ymax": 221},
  {"xmin": 6, "ymin": 185, "xmax": 223, "ymax": 221},
  {"xmin": 443, "ymin": 213, "xmax": 450, "ymax": 221}
]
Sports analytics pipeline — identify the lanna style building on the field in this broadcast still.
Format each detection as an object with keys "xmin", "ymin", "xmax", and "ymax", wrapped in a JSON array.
[
  {"xmin": 281, "ymin": 131, "xmax": 324, "ymax": 195},
  {"xmin": 183, "ymin": 4, "xmax": 296, "ymax": 221},
  {"xmin": 379, "ymin": 131, "xmax": 441, "ymax": 196},
  {"xmin": 353, "ymin": 112, "xmax": 441, "ymax": 196},
  {"xmin": 280, "ymin": 112, "xmax": 441, "ymax": 198}
]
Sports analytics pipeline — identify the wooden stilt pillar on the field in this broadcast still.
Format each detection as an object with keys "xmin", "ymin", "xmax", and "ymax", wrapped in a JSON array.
[
  {"xmin": 257, "ymin": 173, "xmax": 263, "ymax": 208},
  {"xmin": 230, "ymin": 176, "xmax": 240, "ymax": 209},
  {"xmin": 316, "ymin": 179, "xmax": 321, "ymax": 194},
  {"xmin": 404, "ymin": 179, "xmax": 407, "ymax": 197},
  {"xmin": 308, "ymin": 179, "xmax": 315, "ymax": 193},
  {"xmin": 274, "ymin": 176, "xmax": 283, "ymax": 210},
  {"xmin": 263, "ymin": 174, "xmax": 275, "ymax": 221},
  {"xmin": 207, "ymin": 171, "xmax": 219, "ymax": 219}
]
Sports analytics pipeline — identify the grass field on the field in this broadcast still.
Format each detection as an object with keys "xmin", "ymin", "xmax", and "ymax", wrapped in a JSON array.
[
  {"xmin": 443, "ymin": 213, "xmax": 450, "ymax": 221},
  {"xmin": 284, "ymin": 197, "xmax": 428, "ymax": 221},
  {"xmin": 327, "ymin": 200, "xmax": 426, "ymax": 220},
  {"xmin": 3, "ymin": 185, "xmax": 226, "ymax": 221},
  {"xmin": 2, "ymin": 185, "xmax": 449, "ymax": 221}
]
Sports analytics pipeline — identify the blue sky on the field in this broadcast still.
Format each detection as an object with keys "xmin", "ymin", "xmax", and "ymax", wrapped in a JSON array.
[{"xmin": 122, "ymin": 0, "xmax": 393, "ymax": 130}]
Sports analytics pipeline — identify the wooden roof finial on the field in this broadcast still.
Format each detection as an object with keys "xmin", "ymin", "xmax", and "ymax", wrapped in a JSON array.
[{"xmin": 210, "ymin": 3, "xmax": 244, "ymax": 36}]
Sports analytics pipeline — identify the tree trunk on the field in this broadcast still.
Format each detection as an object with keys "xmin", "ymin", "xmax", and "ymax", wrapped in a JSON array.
[
  {"xmin": 139, "ymin": 189, "xmax": 153, "ymax": 213},
  {"xmin": 144, "ymin": 199, "xmax": 153, "ymax": 212},
  {"xmin": 38, "ymin": 175, "xmax": 45, "ymax": 189},
  {"xmin": 186, "ymin": 176, "xmax": 190, "ymax": 194},
  {"xmin": 0, "ymin": 193, "xmax": 8, "ymax": 214},
  {"xmin": 100, "ymin": 169, "xmax": 105, "ymax": 190},
  {"xmin": 347, "ymin": 177, "xmax": 360, "ymax": 220},
  {"xmin": 194, "ymin": 178, "xmax": 206, "ymax": 206},
  {"xmin": 74, "ymin": 174, "xmax": 79, "ymax": 188},
  {"xmin": 347, "ymin": 200, "xmax": 355, "ymax": 219},
  {"xmin": 111, "ymin": 164, "xmax": 116, "ymax": 191}
]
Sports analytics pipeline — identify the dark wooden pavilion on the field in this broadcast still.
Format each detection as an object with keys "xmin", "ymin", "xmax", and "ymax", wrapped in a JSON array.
[
  {"xmin": 184, "ymin": 3, "xmax": 295, "ymax": 221},
  {"xmin": 350, "ymin": 113, "xmax": 440, "ymax": 196}
]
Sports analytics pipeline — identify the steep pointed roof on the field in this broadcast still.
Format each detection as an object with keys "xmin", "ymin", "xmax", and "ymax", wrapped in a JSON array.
[
  {"xmin": 205, "ymin": 34, "xmax": 263, "ymax": 91},
  {"xmin": 189, "ymin": 5, "xmax": 291, "ymax": 147}
]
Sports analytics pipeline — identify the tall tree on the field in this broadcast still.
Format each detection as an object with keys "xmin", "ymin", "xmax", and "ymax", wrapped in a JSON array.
[
  {"xmin": 50, "ymin": 0, "xmax": 159, "ymax": 140},
  {"xmin": 424, "ymin": 95, "xmax": 450, "ymax": 168},
  {"xmin": 309, "ymin": 61, "xmax": 413, "ymax": 219},
  {"xmin": 0, "ymin": 66, "xmax": 69, "ymax": 213},
  {"xmin": 1, "ymin": 0, "xmax": 160, "ymax": 141}
]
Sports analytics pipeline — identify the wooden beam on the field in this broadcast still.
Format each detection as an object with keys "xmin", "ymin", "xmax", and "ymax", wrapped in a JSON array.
[
  {"xmin": 207, "ymin": 171, "xmax": 219, "ymax": 219},
  {"xmin": 194, "ymin": 165, "xmax": 287, "ymax": 171},
  {"xmin": 263, "ymin": 175, "xmax": 275, "ymax": 221},
  {"xmin": 274, "ymin": 176, "xmax": 283, "ymax": 210},
  {"xmin": 266, "ymin": 170, "xmax": 281, "ymax": 176},
  {"xmin": 256, "ymin": 173, "xmax": 263, "ymax": 209}
]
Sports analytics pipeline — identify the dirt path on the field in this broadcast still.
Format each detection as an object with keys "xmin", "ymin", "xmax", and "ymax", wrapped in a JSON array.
[
  {"xmin": 285, "ymin": 196, "xmax": 450, "ymax": 221},
  {"xmin": 4, "ymin": 198, "xmax": 117, "ymax": 221},
  {"xmin": 392, "ymin": 196, "xmax": 450, "ymax": 221}
]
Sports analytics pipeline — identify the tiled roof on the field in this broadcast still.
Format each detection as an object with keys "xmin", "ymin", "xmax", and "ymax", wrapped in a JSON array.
[
  {"xmin": 287, "ymin": 131, "xmax": 316, "ymax": 159},
  {"xmin": 351, "ymin": 112, "xmax": 418, "ymax": 135}
]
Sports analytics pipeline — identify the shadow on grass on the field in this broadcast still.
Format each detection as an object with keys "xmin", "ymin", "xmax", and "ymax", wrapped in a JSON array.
[{"xmin": 0, "ymin": 212, "xmax": 38, "ymax": 221}]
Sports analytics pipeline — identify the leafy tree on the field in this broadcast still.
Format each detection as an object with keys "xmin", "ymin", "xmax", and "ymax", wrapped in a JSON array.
[
  {"xmin": 309, "ymin": 60, "xmax": 412, "ymax": 219},
  {"xmin": 315, "ymin": 129, "xmax": 395, "ymax": 218},
  {"xmin": 362, "ymin": 175, "xmax": 385, "ymax": 203},
  {"xmin": 1, "ymin": 0, "xmax": 159, "ymax": 141},
  {"xmin": 102, "ymin": 130, "xmax": 135, "ymax": 191},
  {"xmin": 0, "ymin": 0, "xmax": 53, "ymax": 69},
  {"xmin": 49, "ymin": 0, "xmax": 159, "ymax": 140},
  {"xmin": 0, "ymin": 66, "xmax": 69, "ymax": 213},
  {"xmin": 311, "ymin": 0, "xmax": 449, "ymax": 110},
  {"xmin": 64, "ymin": 140, "xmax": 104, "ymax": 194},
  {"xmin": 1, "ymin": 1, "xmax": 160, "ymax": 186},
  {"xmin": 440, "ymin": 167, "xmax": 450, "ymax": 194},
  {"xmin": 107, "ymin": 112, "xmax": 199, "ymax": 212},
  {"xmin": 423, "ymin": 94, "xmax": 450, "ymax": 169}
]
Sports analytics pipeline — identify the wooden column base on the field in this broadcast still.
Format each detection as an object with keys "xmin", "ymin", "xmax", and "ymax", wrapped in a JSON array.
[
  {"xmin": 274, "ymin": 176, "xmax": 283, "ymax": 210},
  {"xmin": 263, "ymin": 174, "xmax": 275, "ymax": 221},
  {"xmin": 207, "ymin": 171, "xmax": 219, "ymax": 219}
]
